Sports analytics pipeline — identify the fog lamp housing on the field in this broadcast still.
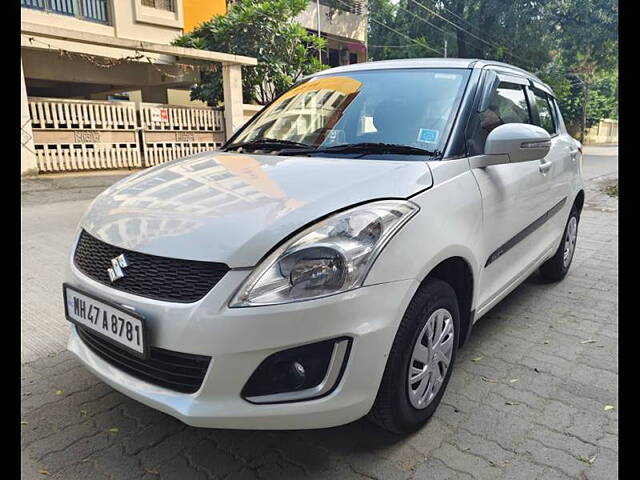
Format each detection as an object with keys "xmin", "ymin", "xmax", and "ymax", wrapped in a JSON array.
[{"xmin": 241, "ymin": 337, "xmax": 352, "ymax": 404}]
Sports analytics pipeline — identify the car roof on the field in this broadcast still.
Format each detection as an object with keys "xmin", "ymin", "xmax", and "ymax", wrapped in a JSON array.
[{"xmin": 308, "ymin": 58, "xmax": 553, "ymax": 95}]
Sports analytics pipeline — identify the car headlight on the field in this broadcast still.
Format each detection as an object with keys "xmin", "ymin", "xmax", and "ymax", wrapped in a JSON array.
[{"xmin": 229, "ymin": 200, "xmax": 419, "ymax": 307}]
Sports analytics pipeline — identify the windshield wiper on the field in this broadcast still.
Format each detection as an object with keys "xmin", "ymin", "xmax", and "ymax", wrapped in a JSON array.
[
  {"xmin": 223, "ymin": 138, "xmax": 310, "ymax": 152},
  {"xmin": 279, "ymin": 142, "xmax": 438, "ymax": 157}
]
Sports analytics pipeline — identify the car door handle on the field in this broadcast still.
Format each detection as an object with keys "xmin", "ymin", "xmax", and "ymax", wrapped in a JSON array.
[
  {"xmin": 539, "ymin": 160, "xmax": 552, "ymax": 173},
  {"xmin": 569, "ymin": 149, "xmax": 579, "ymax": 161}
]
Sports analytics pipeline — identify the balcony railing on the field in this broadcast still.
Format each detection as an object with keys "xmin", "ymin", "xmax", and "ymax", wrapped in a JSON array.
[
  {"xmin": 21, "ymin": 0, "xmax": 111, "ymax": 24},
  {"xmin": 319, "ymin": 0, "xmax": 366, "ymax": 15}
]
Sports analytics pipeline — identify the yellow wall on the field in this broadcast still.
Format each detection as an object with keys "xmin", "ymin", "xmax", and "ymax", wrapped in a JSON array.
[
  {"xmin": 167, "ymin": 89, "xmax": 208, "ymax": 107},
  {"xmin": 183, "ymin": 0, "xmax": 227, "ymax": 33},
  {"xmin": 585, "ymin": 118, "xmax": 619, "ymax": 145}
]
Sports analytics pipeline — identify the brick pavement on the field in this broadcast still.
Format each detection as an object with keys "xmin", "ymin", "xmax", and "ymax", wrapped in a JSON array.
[
  {"xmin": 21, "ymin": 172, "xmax": 133, "ymax": 362},
  {"xmin": 21, "ymin": 204, "xmax": 618, "ymax": 480},
  {"xmin": 21, "ymin": 156, "xmax": 618, "ymax": 480}
]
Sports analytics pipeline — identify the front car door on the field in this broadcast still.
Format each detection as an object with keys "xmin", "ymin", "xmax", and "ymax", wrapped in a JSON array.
[{"xmin": 467, "ymin": 68, "xmax": 565, "ymax": 316}]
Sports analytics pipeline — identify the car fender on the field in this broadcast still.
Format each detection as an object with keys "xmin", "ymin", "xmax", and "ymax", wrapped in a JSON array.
[{"xmin": 364, "ymin": 159, "xmax": 484, "ymax": 313}]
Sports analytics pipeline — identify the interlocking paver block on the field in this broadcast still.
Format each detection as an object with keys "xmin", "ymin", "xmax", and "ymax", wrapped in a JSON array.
[{"xmin": 21, "ymin": 160, "xmax": 618, "ymax": 479}]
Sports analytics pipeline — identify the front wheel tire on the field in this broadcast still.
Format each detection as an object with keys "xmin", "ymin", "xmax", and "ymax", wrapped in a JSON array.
[
  {"xmin": 539, "ymin": 205, "xmax": 579, "ymax": 282},
  {"xmin": 368, "ymin": 279, "xmax": 459, "ymax": 433}
]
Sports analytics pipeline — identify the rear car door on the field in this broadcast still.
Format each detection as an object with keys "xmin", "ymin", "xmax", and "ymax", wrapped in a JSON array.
[
  {"xmin": 467, "ymin": 69, "xmax": 559, "ymax": 314},
  {"xmin": 526, "ymin": 83, "xmax": 577, "ymax": 248}
]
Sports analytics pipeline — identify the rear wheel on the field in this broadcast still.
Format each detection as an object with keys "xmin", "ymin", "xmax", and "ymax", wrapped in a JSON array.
[
  {"xmin": 539, "ymin": 205, "xmax": 579, "ymax": 282},
  {"xmin": 368, "ymin": 279, "xmax": 459, "ymax": 433}
]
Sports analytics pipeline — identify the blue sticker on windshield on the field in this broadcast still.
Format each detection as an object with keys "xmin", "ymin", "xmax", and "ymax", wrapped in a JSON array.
[{"xmin": 417, "ymin": 128, "xmax": 439, "ymax": 144}]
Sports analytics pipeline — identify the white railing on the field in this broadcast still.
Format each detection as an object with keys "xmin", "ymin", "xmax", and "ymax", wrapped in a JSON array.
[
  {"xmin": 139, "ymin": 103, "xmax": 224, "ymax": 132},
  {"xmin": 28, "ymin": 98, "xmax": 141, "ymax": 172},
  {"xmin": 29, "ymin": 97, "xmax": 137, "ymax": 130},
  {"xmin": 27, "ymin": 98, "xmax": 226, "ymax": 172},
  {"xmin": 138, "ymin": 102, "xmax": 225, "ymax": 167}
]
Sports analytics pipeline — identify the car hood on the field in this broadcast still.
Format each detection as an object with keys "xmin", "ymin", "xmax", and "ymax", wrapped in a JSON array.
[{"xmin": 81, "ymin": 151, "xmax": 433, "ymax": 267}]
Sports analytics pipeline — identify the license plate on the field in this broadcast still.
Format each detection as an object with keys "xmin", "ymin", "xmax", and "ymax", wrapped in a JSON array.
[{"xmin": 63, "ymin": 284, "xmax": 148, "ymax": 358}]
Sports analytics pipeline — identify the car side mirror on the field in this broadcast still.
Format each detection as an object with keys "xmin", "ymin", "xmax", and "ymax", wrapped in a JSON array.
[{"xmin": 484, "ymin": 123, "xmax": 551, "ymax": 163}]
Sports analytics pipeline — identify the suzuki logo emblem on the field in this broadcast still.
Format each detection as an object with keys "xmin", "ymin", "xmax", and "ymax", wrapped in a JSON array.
[{"xmin": 108, "ymin": 254, "xmax": 128, "ymax": 283}]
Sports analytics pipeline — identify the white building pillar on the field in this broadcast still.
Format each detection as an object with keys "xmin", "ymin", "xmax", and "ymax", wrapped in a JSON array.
[
  {"xmin": 222, "ymin": 63, "xmax": 244, "ymax": 139},
  {"xmin": 21, "ymin": 59, "xmax": 37, "ymax": 176}
]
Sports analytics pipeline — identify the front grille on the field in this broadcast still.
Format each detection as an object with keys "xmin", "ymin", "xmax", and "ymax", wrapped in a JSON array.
[
  {"xmin": 77, "ymin": 326, "xmax": 211, "ymax": 394},
  {"xmin": 74, "ymin": 230, "xmax": 229, "ymax": 303}
]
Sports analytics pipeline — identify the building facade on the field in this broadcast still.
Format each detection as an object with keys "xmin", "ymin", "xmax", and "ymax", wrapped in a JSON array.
[
  {"xmin": 22, "ymin": 0, "xmax": 197, "ymax": 104},
  {"xmin": 222, "ymin": 0, "xmax": 368, "ymax": 67},
  {"xmin": 183, "ymin": 0, "xmax": 227, "ymax": 32},
  {"xmin": 20, "ymin": 0, "xmax": 366, "ymax": 175},
  {"xmin": 295, "ymin": 0, "xmax": 368, "ymax": 67},
  {"xmin": 20, "ymin": 0, "xmax": 255, "ymax": 175}
]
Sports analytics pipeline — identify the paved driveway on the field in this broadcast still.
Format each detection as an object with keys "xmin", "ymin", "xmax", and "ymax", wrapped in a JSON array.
[{"xmin": 21, "ymin": 147, "xmax": 618, "ymax": 479}]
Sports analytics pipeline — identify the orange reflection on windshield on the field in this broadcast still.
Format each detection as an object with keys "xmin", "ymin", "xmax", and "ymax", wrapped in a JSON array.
[{"xmin": 277, "ymin": 76, "xmax": 362, "ymax": 102}]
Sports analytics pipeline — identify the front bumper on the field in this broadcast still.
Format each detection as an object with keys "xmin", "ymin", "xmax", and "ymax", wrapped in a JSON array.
[{"xmin": 66, "ymin": 258, "xmax": 418, "ymax": 429}]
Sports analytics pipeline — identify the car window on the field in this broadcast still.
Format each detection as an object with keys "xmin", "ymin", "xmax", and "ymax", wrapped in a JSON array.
[
  {"xmin": 466, "ymin": 80, "xmax": 532, "ymax": 156},
  {"xmin": 550, "ymin": 97, "xmax": 565, "ymax": 133},
  {"xmin": 489, "ymin": 83, "xmax": 531, "ymax": 126},
  {"xmin": 532, "ymin": 89, "xmax": 557, "ymax": 135}
]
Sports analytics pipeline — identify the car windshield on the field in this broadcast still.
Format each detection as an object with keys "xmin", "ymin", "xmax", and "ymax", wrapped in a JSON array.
[{"xmin": 225, "ymin": 68, "xmax": 471, "ymax": 158}]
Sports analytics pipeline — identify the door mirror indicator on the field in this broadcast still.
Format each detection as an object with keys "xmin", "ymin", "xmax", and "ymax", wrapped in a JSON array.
[{"xmin": 484, "ymin": 123, "xmax": 551, "ymax": 164}]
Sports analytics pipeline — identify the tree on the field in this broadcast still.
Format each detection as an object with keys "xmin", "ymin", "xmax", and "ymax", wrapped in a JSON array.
[
  {"xmin": 368, "ymin": 0, "xmax": 555, "ymax": 70},
  {"xmin": 368, "ymin": 0, "xmax": 617, "ymax": 139},
  {"xmin": 173, "ymin": 0, "xmax": 327, "ymax": 106},
  {"xmin": 543, "ymin": 0, "xmax": 618, "ymax": 141},
  {"xmin": 367, "ymin": 0, "xmax": 401, "ymax": 60},
  {"xmin": 543, "ymin": 63, "xmax": 618, "ymax": 136}
]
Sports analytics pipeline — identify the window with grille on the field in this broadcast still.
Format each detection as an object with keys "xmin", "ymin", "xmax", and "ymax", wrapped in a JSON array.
[
  {"xmin": 141, "ymin": 0, "xmax": 175, "ymax": 11},
  {"xmin": 21, "ymin": 0, "xmax": 111, "ymax": 24}
]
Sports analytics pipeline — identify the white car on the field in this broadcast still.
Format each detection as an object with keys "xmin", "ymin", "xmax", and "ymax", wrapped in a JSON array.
[{"xmin": 63, "ymin": 59, "xmax": 583, "ymax": 433}]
